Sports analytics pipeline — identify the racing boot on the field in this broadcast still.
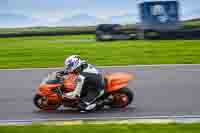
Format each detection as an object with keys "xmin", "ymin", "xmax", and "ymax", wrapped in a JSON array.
[{"xmin": 79, "ymin": 89, "xmax": 105, "ymax": 112}]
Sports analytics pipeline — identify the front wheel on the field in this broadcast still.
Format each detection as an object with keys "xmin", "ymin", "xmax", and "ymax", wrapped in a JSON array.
[
  {"xmin": 33, "ymin": 94, "xmax": 61, "ymax": 110},
  {"xmin": 110, "ymin": 88, "xmax": 134, "ymax": 108}
]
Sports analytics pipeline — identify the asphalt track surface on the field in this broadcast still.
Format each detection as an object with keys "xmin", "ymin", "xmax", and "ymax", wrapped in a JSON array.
[{"xmin": 0, "ymin": 65, "xmax": 200, "ymax": 121}]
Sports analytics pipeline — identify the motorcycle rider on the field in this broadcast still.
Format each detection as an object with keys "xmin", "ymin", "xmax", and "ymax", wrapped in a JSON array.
[{"xmin": 56, "ymin": 55, "xmax": 105, "ymax": 111}]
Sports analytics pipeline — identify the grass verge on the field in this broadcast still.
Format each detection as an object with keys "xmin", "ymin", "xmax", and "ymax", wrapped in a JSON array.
[
  {"xmin": 0, "ymin": 35, "xmax": 200, "ymax": 68},
  {"xmin": 1, "ymin": 124, "xmax": 200, "ymax": 133}
]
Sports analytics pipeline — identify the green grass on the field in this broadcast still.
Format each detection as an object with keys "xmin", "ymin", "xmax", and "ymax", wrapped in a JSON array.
[
  {"xmin": 0, "ymin": 35, "xmax": 200, "ymax": 68},
  {"xmin": 1, "ymin": 124, "xmax": 200, "ymax": 133}
]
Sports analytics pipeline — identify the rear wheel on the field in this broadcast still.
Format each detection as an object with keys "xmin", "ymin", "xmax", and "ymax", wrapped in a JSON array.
[
  {"xmin": 110, "ymin": 88, "xmax": 134, "ymax": 108},
  {"xmin": 33, "ymin": 94, "xmax": 61, "ymax": 110}
]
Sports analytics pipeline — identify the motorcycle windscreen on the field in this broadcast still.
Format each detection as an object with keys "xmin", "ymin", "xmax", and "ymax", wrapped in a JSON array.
[{"xmin": 106, "ymin": 73, "xmax": 133, "ymax": 92}]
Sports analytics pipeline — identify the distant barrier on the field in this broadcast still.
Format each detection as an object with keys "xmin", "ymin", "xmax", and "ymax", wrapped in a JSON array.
[
  {"xmin": 0, "ymin": 31, "xmax": 95, "ymax": 38},
  {"xmin": 0, "ymin": 27, "xmax": 199, "ymax": 40},
  {"xmin": 143, "ymin": 28, "xmax": 200, "ymax": 39}
]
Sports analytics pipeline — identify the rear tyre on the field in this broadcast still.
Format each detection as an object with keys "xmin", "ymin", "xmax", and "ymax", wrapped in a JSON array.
[
  {"xmin": 110, "ymin": 88, "xmax": 134, "ymax": 108},
  {"xmin": 33, "ymin": 94, "xmax": 61, "ymax": 110}
]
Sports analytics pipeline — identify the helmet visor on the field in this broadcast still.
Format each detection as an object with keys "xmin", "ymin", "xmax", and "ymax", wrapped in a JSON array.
[{"xmin": 64, "ymin": 61, "xmax": 75, "ymax": 72}]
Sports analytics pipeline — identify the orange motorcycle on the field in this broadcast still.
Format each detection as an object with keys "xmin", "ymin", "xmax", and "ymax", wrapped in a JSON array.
[{"xmin": 33, "ymin": 72, "xmax": 135, "ymax": 111}]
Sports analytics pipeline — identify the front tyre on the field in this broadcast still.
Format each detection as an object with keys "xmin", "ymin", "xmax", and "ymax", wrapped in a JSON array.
[
  {"xmin": 33, "ymin": 94, "xmax": 61, "ymax": 110},
  {"xmin": 111, "ymin": 88, "xmax": 134, "ymax": 108}
]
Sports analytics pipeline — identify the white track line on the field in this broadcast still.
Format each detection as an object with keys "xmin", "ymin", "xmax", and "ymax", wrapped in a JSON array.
[
  {"xmin": 1, "ymin": 115, "xmax": 200, "ymax": 123},
  {"xmin": 0, "ymin": 64, "xmax": 200, "ymax": 71}
]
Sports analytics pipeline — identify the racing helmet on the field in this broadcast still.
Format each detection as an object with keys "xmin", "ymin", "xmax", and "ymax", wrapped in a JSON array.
[{"xmin": 64, "ymin": 55, "xmax": 82, "ymax": 73}]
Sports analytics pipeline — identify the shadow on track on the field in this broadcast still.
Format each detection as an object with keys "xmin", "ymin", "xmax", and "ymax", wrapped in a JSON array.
[{"xmin": 33, "ymin": 106, "xmax": 136, "ymax": 115}]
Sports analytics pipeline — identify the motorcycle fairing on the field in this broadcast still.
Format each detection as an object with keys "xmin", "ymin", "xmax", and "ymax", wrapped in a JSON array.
[{"xmin": 105, "ymin": 72, "xmax": 133, "ymax": 92}]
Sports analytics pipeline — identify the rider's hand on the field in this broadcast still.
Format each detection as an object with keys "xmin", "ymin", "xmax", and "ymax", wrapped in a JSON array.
[{"xmin": 56, "ymin": 72, "xmax": 62, "ymax": 79}]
